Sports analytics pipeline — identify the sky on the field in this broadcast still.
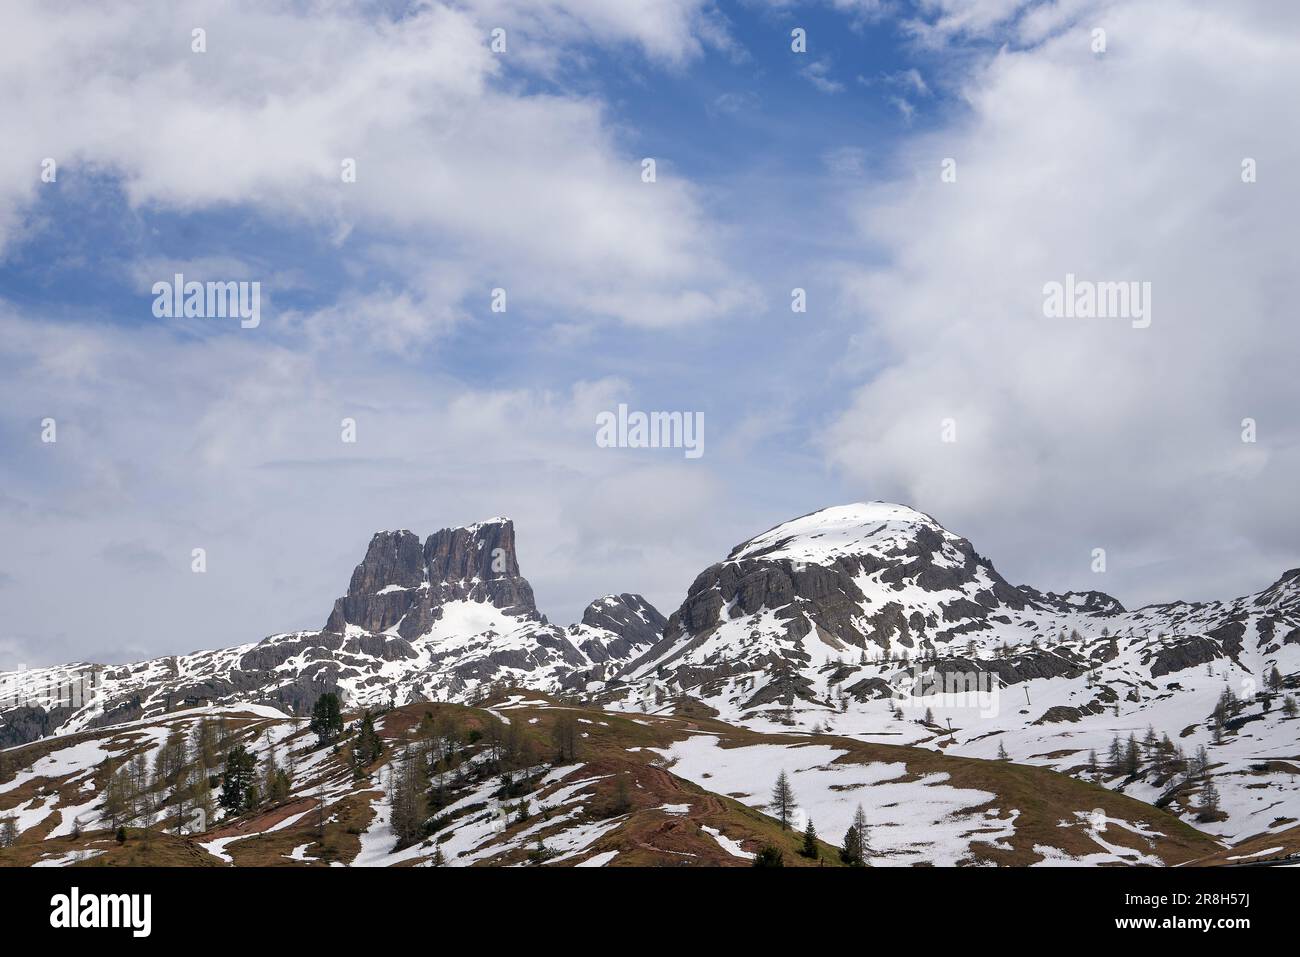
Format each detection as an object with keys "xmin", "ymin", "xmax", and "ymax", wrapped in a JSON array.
[{"xmin": 1, "ymin": 0, "xmax": 1298, "ymax": 668}]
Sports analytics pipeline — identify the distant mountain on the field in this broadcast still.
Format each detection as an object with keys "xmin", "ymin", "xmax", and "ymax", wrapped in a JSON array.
[
  {"xmin": 3, "ymin": 502, "xmax": 1298, "ymax": 844},
  {"xmin": 0, "ymin": 519, "xmax": 661, "ymax": 746}
]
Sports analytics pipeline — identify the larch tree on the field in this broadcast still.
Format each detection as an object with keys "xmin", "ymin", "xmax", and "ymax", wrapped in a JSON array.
[{"xmin": 771, "ymin": 770, "xmax": 796, "ymax": 830}]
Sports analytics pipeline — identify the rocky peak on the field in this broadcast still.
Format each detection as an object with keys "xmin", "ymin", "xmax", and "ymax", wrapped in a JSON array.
[
  {"xmin": 346, "ymin": 530, "xmax": 425, "ymax": 596},
  {"xmin": 574, "ymin": 594, "xmax": 666, "ymax": 663},
  {"xmin": 1017, "ymin": 586, "xmax": 1126, "ymax": 616},
  {"xmin": 1254, "ymin": 568, "xmax": 1300, "ymax": 611},
  {"xmin": 324, "ymin": 518, "xmax": 539, "ymax": 636}
]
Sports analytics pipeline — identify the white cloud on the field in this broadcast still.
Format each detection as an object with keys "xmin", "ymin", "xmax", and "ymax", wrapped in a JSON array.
[
  {"xmin": 0, "ymin": 0, "xmax": 746, "ymax": 335},
  {"xmin": 0, "ymin": 305, "xmax": 742, "ymax": 666},
  {"xmin": 800, "ymin": 57, "xmax": 845, "ymax": 93},
  {"xmin": 903, "ymin": 0, "xmax": 1035, "ymax": 45},
  {"xmin": 824, "ymin": 0, "xmax": 1300, "ymax": 605}
]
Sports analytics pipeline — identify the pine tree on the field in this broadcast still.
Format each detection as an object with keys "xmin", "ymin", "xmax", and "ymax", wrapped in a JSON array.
[
  {"xmin": 1158, "ymin": 733, "xmax": 1176, "ymax": 775},
  {"xmin": 1086, "ymin": 749, "xmax": 1099, "ymax": 779},
  {"xmin": 0, "ymin": 816, "xmax": 17, "ymax": 848},
  {"xmin": 1190, "ymin": 745, "xmax": 1211, "ymax": 783},
  {"xmin": 1123, "ymin": 733, "xmax": 1140, "ymax": 777},
  {"xmin": 1267, "ymin": 666, "xmax": 1283, "ymax": 693},
  {"xmin": 1142, "ymin": 725, "xmax": 1158, "ymax": 759},
  {"xmin": 1283, "ymin": 695, "xmax": 1298, "ymax": 719},
  {"xmin": 353, "ymin": 711, "xmax": 383, "ymax": 769},
  {"xmin": 840, "ymin": 804, "xmax": 870, "ymax": 866},
  {"xmin": 840, "ymin": 823, "xmax": 863, "ymax": 866},
  {"xmin": 170, "ymin": 762, "xmax": 194, "ymax": 832},
  {"xmin": 1106, "ymin": 736, "xmax": 1123, "ymax": 775},
  {"xmin": 310, "ymin": 692, "xmax": 344, "ymax": 747},
  {"xmin": 390, "ymin": 746, "xmax": 431, "ymax": 848},
  {"xmin": 528, "ymin": 839, "xmax": 554, "ymax": 865},
  {"xmin": 219, "ymin": 745, "xmax": 258, "ymax": 816},
  {"xmin": 996, "ymin": 741, "xmax": 1009, "ymax": 761},
  {"xmin": 770, "ymin": 771, "xmax": 796, "ymax": 830},
  {"xmin": 800, "ymin": 818, "xmax": 818, "ymax": 859}
]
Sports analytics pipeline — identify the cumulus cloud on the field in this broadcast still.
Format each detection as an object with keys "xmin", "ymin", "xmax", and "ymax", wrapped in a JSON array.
[
  {"xmin": 824, "ymin": 0, "xmax": 1300, "ymax": 604},
  {"xmin": 0, "ymin": 0, "xmax": 768, "ymax": 668},
  {"xmin": 0, "ymin": 304, "xmax": 746, "ymax": 667},
  {"xmin": 0, "ymin": 0, "xmax": 748, "ymax": 334}
]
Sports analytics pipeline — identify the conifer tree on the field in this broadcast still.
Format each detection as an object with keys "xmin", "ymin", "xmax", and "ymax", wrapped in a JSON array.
[
  {"xmin": 1196, "ymin": 777, "xmax": 1221, "ymax": 822},
  {"xmin": 801, "ymin": 818, "xmax": 818, "ymax": 859},
  {"xmin": 1124, "ymin": 733, "xmax": 1140, "ymax": 776},
  {"xmin": 1106, "ymin": 736, "xmax": 1123, "ymax": 775},
  {"xmin": 840, "ymin": 803, "xmax": 870, "ymax": 866},
  {"xmin": 841, "ymin": 822, "xmax": 863, "ymax": 866},
  {"xmin": 770, "ymin": 770, "xmax": 796, "ymax": 830},
  {"xmin": 219, "ymin": 745, "xmax": 258, "ymax": 816},
  {"xmin": 310, "ymin": 692, "xmax": 344, "ymax": 747},
  {"xmin": 353, "ymin": 711, "xmax": 383, "ymax": 769}
]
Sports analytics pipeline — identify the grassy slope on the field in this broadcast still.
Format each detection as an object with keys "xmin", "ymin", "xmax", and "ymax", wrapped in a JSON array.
[{"xmin": 0, "ymin": 693, "xmax": 1222, "ymax": 867}]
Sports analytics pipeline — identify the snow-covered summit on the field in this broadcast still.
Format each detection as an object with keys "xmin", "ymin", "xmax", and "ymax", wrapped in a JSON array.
[{"xmin": 728, "ymin": 502, "xmax": 955, "ymax": 566}]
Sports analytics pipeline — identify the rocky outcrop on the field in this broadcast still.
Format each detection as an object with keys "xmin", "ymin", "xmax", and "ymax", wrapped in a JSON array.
[
  {"xmin": 324, "ymin": 519, "xmax": 541, "ymax": 639},
  {"xmin": 572, "ymin": 594, "xmax": 666, "ymax": 663}
]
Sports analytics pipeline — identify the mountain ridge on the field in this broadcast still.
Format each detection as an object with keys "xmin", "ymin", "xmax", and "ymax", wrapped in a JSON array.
[{"xmin": 3, "ymin": 501, "xmax": 1298, "ymax": 847}]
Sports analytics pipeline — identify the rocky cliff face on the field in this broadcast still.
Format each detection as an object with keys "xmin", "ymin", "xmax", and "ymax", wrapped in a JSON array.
[
  {"xmin": 324, "ymin": 519, "xmax": 541, "ymax": 638},
  {"xmin": 0, "ymin": 518, "xmax": 662, "ymax": 742},
  {"xmin": 5, "ymin": 501, "xmax": 1297, "ymax": 842},
  {"xmin": 571, "ymin": 594, "xmax": 666, "ymax": 663},
  {"xmin": 619, "ymin": 503, "xmax": 1300, "ymax": 712}
]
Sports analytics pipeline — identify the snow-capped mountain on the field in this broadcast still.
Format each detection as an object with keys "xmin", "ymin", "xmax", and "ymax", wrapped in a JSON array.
[
  {"xmin": 622, "ymin": 502, "xmax": 1297, "ymax": 693},
  {"xmin": 4, "ymin": 502, "xmax": 1298, "ymax": 845},
  {"xmin": 612, "ymin": 503, "xmax": 1300, "ymax": 842},
  {"xmin": 0, "ymin": 519, "xmax": 661, "ymax": 746},
  {"xmin": 622, "ymin": 503, "xmax": 1123, "ymax": 698}
]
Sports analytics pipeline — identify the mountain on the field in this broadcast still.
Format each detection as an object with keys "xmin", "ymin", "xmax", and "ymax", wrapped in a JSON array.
[
  {"xmin": 0, "ymin": 518, "xmax": 661, "ymax": 747},
  {"xmin": 614, "ymin": 503, "xmax": 1300, "ymax": 843},
  {"xmin": 3, "ymin": 501, "xmax": 1298, "ymax": 862}
]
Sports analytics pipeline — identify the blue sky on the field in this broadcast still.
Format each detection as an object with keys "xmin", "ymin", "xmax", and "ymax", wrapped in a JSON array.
[{"xmin": 2, "ymin": 0, "xmax": 1298, "ymax": 667}]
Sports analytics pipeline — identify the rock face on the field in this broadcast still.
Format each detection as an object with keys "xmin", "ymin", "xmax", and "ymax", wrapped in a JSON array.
[
  {"xmin": 324, "ymin": 519, "xmax": 540, "ymax": 637},
  {"xmin": 4, "ymin": 502, "xmax": 1297, "ymax": 763},
  {"xmin": 572, "ymin": 594, "xmax": 667, "ymax": 663},
  {"xmin": 619, "ymin": 503, "xmax": 1300, "ymax": 714},
  {"xmin": 1, "ymin": 518, "xmax": 662, "ymax": 741}
]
